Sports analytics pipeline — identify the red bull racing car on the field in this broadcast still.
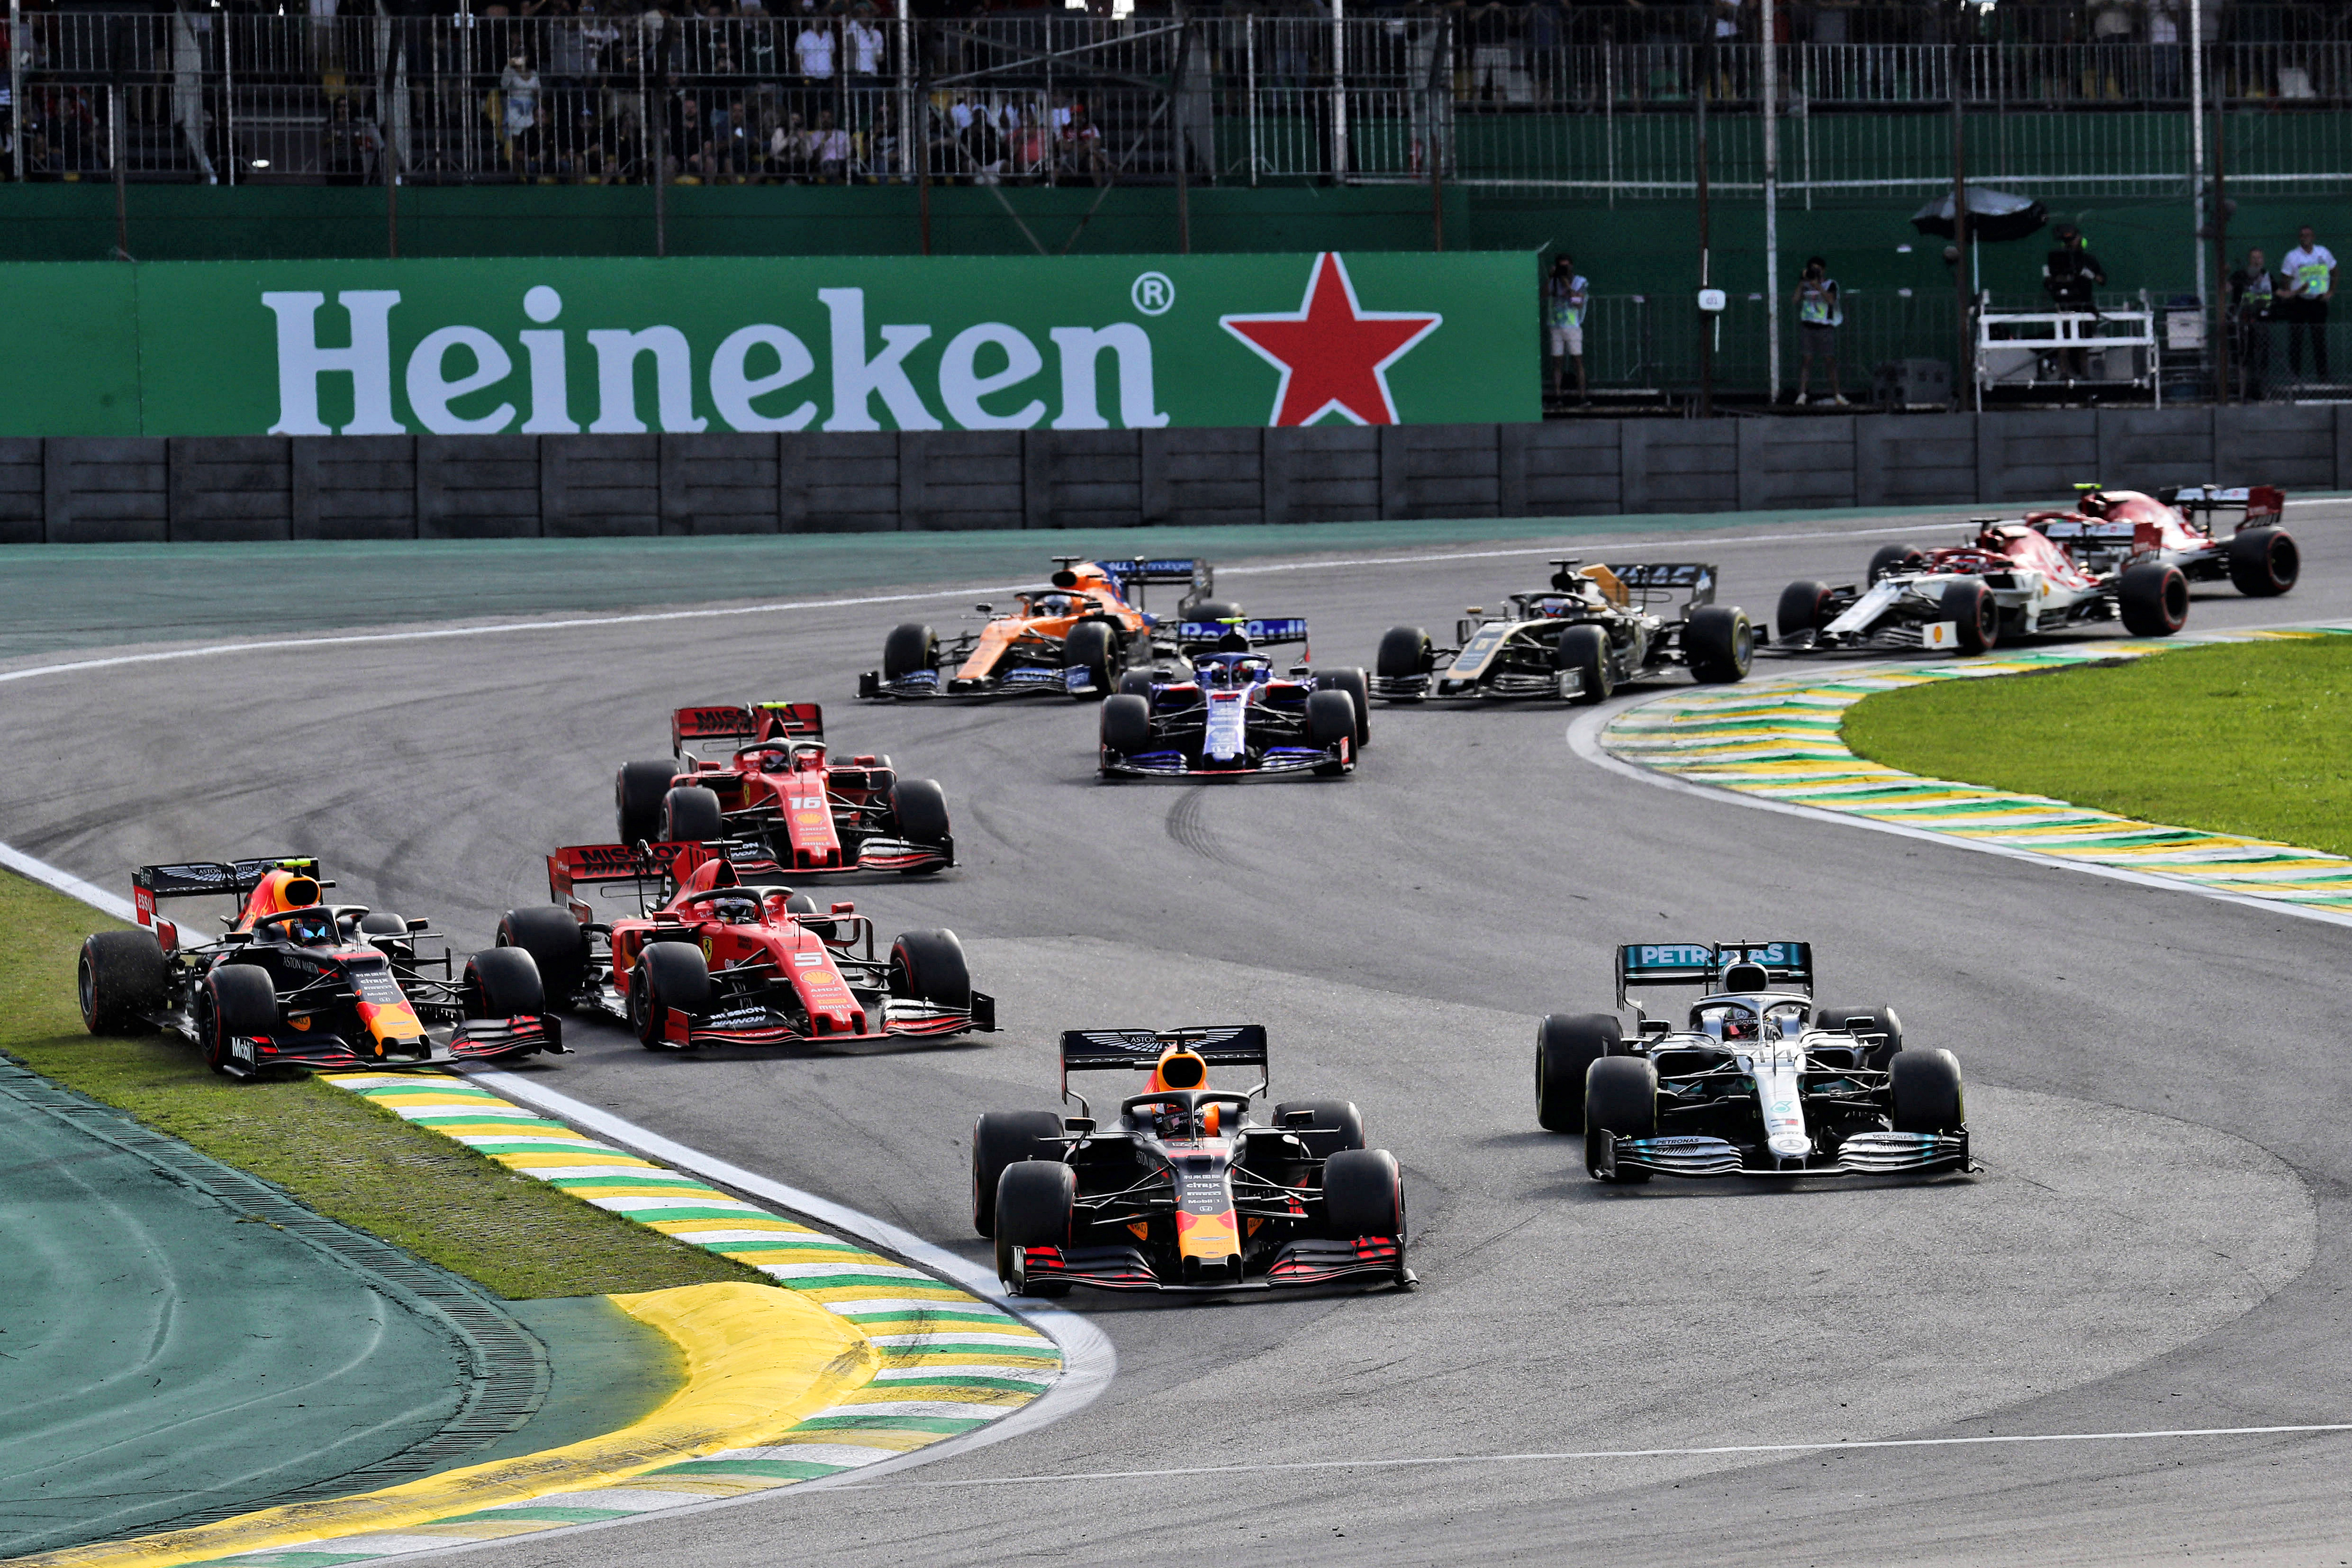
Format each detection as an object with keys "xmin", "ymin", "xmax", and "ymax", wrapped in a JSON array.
[
  {"xmin": 77, "ymin": 857, "xmax": 563, "ymax": 1077},
  {"xmin": 972, "ymin": 1025, "xmax": 1412, "ymax": 1295},
  {"xmin": 497, "ymin": 839, "xmax": 993, "ymax": 1050},
  {"xmin": 616, "ymin": 701, "xmax": 953, "ymax": 878}
]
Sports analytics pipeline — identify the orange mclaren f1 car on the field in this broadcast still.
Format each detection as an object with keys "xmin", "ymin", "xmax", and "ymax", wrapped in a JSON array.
[
  {"xmin": 77, "ymin": 857, "xmax": 563, "ymax": 1077},
  {"xmin": 860, "ymin": 557, "xmax": 1228, "ymax": 700},
  {"xmin": 615, "ymin": 700, "xmax": 954, "ymax": 878},
  {"xmin": 497, "ymin": 840, "xmax": 994, "ymax": 1050},
  {"xmin": 972, "ymin": 1025, "xmax": 1412, "ymax": 1295}
]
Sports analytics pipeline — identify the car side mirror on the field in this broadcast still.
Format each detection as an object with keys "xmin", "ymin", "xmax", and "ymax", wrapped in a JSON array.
[
  {"xmin": 830, "ymin": 901, "xmax": 855, "ymax": 916},
  {"xmin": 1062, "ymin": 1117, "xmax": 1095, "ymax": 1134},
  {"xmin": 406, "ymin": 918, "xmax": 431, "ymax": 932},
  {"xmin": 1280, "ymin": 1108, "xmax": 1315, "ymax": 1128},
  {"xmin": 974, "ymin": 602, "xmax": 994, "ymax": 615}
]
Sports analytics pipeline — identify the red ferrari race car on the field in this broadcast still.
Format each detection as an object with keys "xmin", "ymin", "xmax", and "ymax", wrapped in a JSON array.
[
  {"xmin": 78, "ymin": 856, "xmax": 562, "ymax": 1077},
  {"xmin": 496, "ymin": 840, "xmax": 994, "ymax": 1051},
  {"xmin": 615, "ymin": 701, "xmax": 953, "ymax": 878},
  {"xmin": 2030, "ymin": 484, "xmax": 2299, "ymax": 599},
  {"xmin": 1778, "ymin": 514, "xmax": 2192, "ymax": 656},
  {"xmin": 973, "ymin": 1025, "xmax": 1411, "ymax": 1296}
]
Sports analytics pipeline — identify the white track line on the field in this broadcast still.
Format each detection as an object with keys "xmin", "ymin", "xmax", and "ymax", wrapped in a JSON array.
[{"xmin": 823, "ymin": 1420, "xmax": 2352, "ymax": 1490}]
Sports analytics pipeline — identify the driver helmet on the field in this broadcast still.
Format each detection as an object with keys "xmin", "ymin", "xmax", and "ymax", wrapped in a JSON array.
[
  {"xmin": 1700, "ymin": 1005, "xmax": 1759, "ymax": 1043},
  {"xmin": 1035, "ymin": 594, "xmax": 1078, "ymax": 618},
  {"xmin": 709, "ymin": 893, "xmax": 762, "ymax": 924},
  {"xmin": 283, "ymin": 909, "xmax": 338, "ymax": 946},
  {"xmin": 1153, "ymin": 1103, "xmax": 1194, "ymax": 1139}
]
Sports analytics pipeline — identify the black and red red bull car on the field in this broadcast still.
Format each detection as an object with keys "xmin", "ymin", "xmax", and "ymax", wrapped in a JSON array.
[
  {"xmin": 76, "ymin": 857, "xmax": 563, "ymax": 1077},
  {"xmin": 615, "ymin": 701, "xmax": 953, "ymax": 879},
  {"xmin": 971, "ymin": 1025, "xmax": 1413, "ymax": 1296},
  {"xmin": 497, "ymin": 839, "xmax": 994, "ymax": 1051}
]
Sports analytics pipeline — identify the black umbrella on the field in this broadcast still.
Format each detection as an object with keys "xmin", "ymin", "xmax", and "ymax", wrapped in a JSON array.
[{"xmin": 1910, "ymin": 188, "xmax": 2048, "ymax": 244}]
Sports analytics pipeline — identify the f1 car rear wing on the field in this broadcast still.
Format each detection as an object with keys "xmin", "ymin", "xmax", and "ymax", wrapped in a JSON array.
[
  {"xmin": 1055, "ymin": 557, "xmax": 1213, "ymax": 605},
  {"xmin": 671, "ymin": 701, "xmax": 824, "ymax": 755},
  {"xmin": 545, "ymin": 838, "xmax": 750, "ymax": 914},
  {"xmin": 1173, "ymin": 616, "xmax": 1310, "ymax": 652},
  {"xmin": 1059, "ymin": 1024, "xmax": 1271, "ymax": 1106},
  {"xmin": 2162, "ymin": 484, "xmax": 2285, "ymax": 527},
  {"xmin": 1614, "ymin": 940, "xmax": 1815, "ymax": 1012},
  {"xmin": 1548, "ymin": 560, "xmax": 1718, "ymax": 611},
  {"xmin": 131, "ymin": 857, "xmax": 320, "ymax": 925}
]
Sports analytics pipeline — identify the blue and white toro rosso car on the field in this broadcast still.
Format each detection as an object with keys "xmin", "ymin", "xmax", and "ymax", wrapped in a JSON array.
[
  {"xmin": 1534, "ymin": 941, "xmax": 1975, "ymax": 1183},
  {"xmin": 1096, "ymin": 618, "xmax": 1370, "ymax": 780}
]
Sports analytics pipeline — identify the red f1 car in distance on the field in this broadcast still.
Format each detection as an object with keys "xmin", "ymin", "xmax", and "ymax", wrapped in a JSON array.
[
  {"xmin": 497, "ymin": 839, "xmax": 994, "ymax": 1051},
  {"xmin": 973, "ymin": 1025, "xmax": 1411, "ymax": 1295},
  {"xmin": 615, "ymin": 701, "xmax": 953, "ymax": 879},
  {"xmin": 2030, "ymin": 484, "xmax": 2298, "ymax": 598},
  {"xmin": 78, "ymin": 857, "xmax": 561, "ymax": 1077}
]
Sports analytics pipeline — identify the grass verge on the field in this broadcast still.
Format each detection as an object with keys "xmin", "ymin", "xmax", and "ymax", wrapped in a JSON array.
[
  {"xmin": 1843, "ymin": 637, "xmax": 2352, "ymax": 858},
  {"xmin": 0, "ymin": 867, "xmax": 763, "ymax": 1300}
]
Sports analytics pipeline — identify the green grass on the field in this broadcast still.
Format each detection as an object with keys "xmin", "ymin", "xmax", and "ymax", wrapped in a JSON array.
[
  {"xmin": 0, "ymin": 868, "xmax": 763, "ymax": 1300},
  {"xmin": 1843, "ymin": 637, "xmax": 2352, "ymax": 858}
]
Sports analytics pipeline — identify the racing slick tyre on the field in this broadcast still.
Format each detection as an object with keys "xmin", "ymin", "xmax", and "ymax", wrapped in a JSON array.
[
  {"xmin": 78, "ymin": 929, "xmax": 168, "ymax": 1035},
  {"xmin": 1323, "ymin": 1147, "xmax": 1406, "ymax": 1245},
  {"xmin": 1940, "ymin": 578, "xmax": 1999, "ymax": 655},
  {"xmin": 2226, "ymin": 526, "xmax": 2298, "ymax": 597},
  {"xmin": 1683, "ymin": 605, "xmax": 1755, "ymax": 684},
  {"xmin": 199, "ymin": 964, "xmax": 279, "ymax": 1075},
  {"xmin": 1306, "ymin": 689, "xmax": 1357, "ymax": 775},
  {"xmin": 1869, "ymin": 544, "xmax": 1926, "ymax": 584},
  {"xmin": 1555, "ymin": 622, "xmax": 1613, "ymax": 703},
  {"xmin": 1063, "ymin": 621, "xmax": 1121, "ymax": 700},
  {"xmin": 1776, "ymin": 579, "xmax": 1834, "ymax": 646},
  {"xmin": 1584, "ymin": 1055, "xmax": 1658, "ymax": 1183},
  {"xmin": 995, "ymin": 1159, "xmax": 1077, "ymax": 1294},
  {"xmin": 463, "ymin": 945, "xmax": 546, "ymax": 1020},
  {"xmin": 2118, "ymin": 561, "xmax": 2191, "ymax": 637},
  {"xmin": 1099, "ymin": 694, "xmax": 1152, "ymax": 773},
  {"xmin": 1890, "ymin": 1048, "xmax": 1965, "ymax": 1134},
  {"xmin": 657, "ymin": 785, "xmax": 726, "ymax": 845},
  {"xmin": 1185, "ymin": 597, "xmax": 1244, "ymax": 625},
  {"xmin": 1316, "ymin": 667, "xmax": 1372, "ymax": 748},
  {"xmin": 972, "ymin": 1110, "xmax": 1067, "ymax": 1237},
  {"xmin": 889, "ymin": 928, "xmax": 972, "ymax": 1011},
  {"xmin": 1271, "ymin": 1099, "xmax": 1366, "ymax": 1161},
  {"xmin": 1375, "ymin": 626, "xmax": 1433, "ymax": 693},
  {"xmin": 1117, "ymin": 670, "xmax": 1157, "ymax": 698},
  {"xmin": 498, "ymin": 906, "xmax": 589, "ymax": 1011},
  {"xmin": 616, "ymin": 760, "xmax": 677, "ymax": 846},
  {"xmin": 631, "ymin": 941, "xmax": 711, "ymax": 1050},
  {"xmin": 1816, "ymin": 1003, "xmax": 1903, "ymax": 1070},
  {"xmin": 1536, "ymin": 1013, "xmax": 1623, "ymax": 1133},
  {"xmin": 889, "ymin": 778, "xmax": 953, "ymax": 868},
  {"xmin": 882, "ymin": 623, "xmax": 937, "ymax": 679}
]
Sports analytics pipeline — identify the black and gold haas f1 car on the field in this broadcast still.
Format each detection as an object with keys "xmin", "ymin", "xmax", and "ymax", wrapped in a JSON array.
[
  {"xmin": 77, "ymin": 857, "xmax": 564, "ymax": 1078},
  {"xmin": 972, "ymin": 1025, "xmax": 1412, "ymax": 1296}
]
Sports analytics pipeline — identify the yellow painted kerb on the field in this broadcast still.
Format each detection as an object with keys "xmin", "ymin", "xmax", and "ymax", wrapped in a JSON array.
[{"xmin": 8, "ymin": 1282, "xmax": 876, "ymax": 1568}]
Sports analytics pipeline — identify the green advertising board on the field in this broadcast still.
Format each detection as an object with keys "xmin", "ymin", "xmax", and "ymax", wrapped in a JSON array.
[{"xmin": 0, "ymin": 253, "xmax": 1536, "ymax": 438}]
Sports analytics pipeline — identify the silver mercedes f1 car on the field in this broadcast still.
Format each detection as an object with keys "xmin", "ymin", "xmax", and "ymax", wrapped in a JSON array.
[{"xmin": 1535, "ymin": 941, "xmax": 1975, "ymax": 1183}]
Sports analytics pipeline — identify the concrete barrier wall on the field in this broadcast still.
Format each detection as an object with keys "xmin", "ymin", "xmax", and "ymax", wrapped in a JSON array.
[{"xmin": 5, "ymin": 407, "xmax": 2346, "ymax": 544}]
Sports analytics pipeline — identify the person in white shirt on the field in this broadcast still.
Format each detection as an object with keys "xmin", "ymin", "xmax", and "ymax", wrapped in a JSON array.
[
  {"xmin": 845, "ymin": 8, "xmax": 882, "ymax": 75},
  {"xmin": 795, "ymin": 19, "xmax": 834, "ymax": 80},
  {"xmin": 2281, "ymin": 226, "xmax": 2336, "ymax": 383}
]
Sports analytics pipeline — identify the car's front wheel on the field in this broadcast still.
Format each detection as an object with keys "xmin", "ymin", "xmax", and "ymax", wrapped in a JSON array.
[
  {"xmin": 1584, "ymin": 1055, "xmax": 1657, "ymax": 1182},
  {"xmin": 995, "ymin": 1160, "xmax": 1077, "ymax": 1294}
]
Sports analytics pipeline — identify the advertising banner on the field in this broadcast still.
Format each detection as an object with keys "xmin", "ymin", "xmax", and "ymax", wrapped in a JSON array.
[{"xmin": 0, "ymin": 252, "xmax": 1537, "ymax": 438}]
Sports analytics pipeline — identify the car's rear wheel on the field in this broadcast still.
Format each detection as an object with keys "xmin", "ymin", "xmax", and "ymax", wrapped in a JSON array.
[
  {"xmin": 1869, "ymin": 544, "xmax": 1926, "ymax": 583},
  {"xmin": 1939, "ymin": 577, "xmax": 1998, "ymax": 654},
  {"xmin": 464, "ymin": 945, "xmax": 545, "ymax": 1020},
  {"xmin": 1316, "ymin": 667, "xmax": 1372, "ymax": 748},
  {"xmin": 889, "ymin": 778, "xmax": 952, "ymax": 861},
  {"xmin": 882, "ymin": 623, "xmax": 937, "ymax": 679},
  {"xmin": 616, "ymin": 760, "xmax": 678, "ymax": 845},
  {"xmin": 2118, "ymin": 560, "xmax": 2190, "ymax": 636},
  {"xmin": 1584, "ymin": 1055, "xmax": 1658, "ymax": 1182},
  {"xmin": 658, "ymin": 785, "xmax": 726, "ymax": 844},
  {"xmin": 1186, "ymin": 597, "xmax": 1243, "ymax": 625},
  {"xmin": 1063, "ymin": 621, "xmax": 1120, "ymax": 700},
  {"xmin": 498, "ymin": 906, "xmax": 589, "ymax": 1012},
  {"xmin": 1323, "ymin": 1147, "xmax": 1406, "ymax": 1247},
  {"xmin": 1116, "ymin": 670, "xmax": 1157, "ymax": 698},
  {"xmin": 1776, "ymin": 579, "xmax": 1834, "ymax": 644},
  {"xmin": 1537, "ymin": 1012, "xmax": 1622, "ymax": 1133},
  {"xmin": 995, "ymin": 1159, "xmax": 1077, "ymax": 1292},
  {"xmin": 1890, "ymin": 1048, "xmax": 1965, "ymax": 1133},
  {"xmin": 1683, "ymin": 605, "xmax": 1754, "ymax": 683},
  {"xmin": 631, "ymin": 940, "xmax": 710, "ymax": 1049},
  {"xmin": 971, "ymin": 1110, "xmax": 1067, "ymax": 1237},
  {"xmin": 79, "ymin": 930, "xmax": 168, "ymax": 1035},
  {"xmin": 888, "ymin": 928, "xmax": 971, "ymax": 1011},
  {"xmin": 1271, "ymin": 1098, "xmax": 1366, "ymax": 1161},
  {"xmin": 1555, "ymin": 623, "xmax": 1613, "ymax": 703},
  {"xmin": 200, "ymin": 964, "xmax": 279, "ymax": 1075},
  {"xmin": 1375, "ymin": 626, "xmax": 1432, "ymax": 694},
  {"xmin": 2226, "ymin": 526, "xmax": 2298, "ymax": 597}
]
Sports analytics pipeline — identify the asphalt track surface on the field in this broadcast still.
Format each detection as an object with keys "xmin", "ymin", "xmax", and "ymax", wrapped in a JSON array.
[{"xmin": 8, "ymin": 498, "xmax": 2352, "ymax": 1566}]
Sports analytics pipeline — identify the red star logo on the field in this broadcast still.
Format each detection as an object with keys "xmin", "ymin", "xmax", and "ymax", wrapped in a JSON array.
[{"xmin": 1219, "ymin": 254, "xmax": 1442, "ymax": 427}]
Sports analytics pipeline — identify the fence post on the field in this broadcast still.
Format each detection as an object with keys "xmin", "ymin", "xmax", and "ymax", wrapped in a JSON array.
[
  {"xmin": 894, "ymin": 5, "xmax": 913, "ymax": 181},
  {"xmin": 1762, "ymin": 0, "xmax": 1780, "ymax": 404},
  {"xmin": 8, "ymin": 0, "xmax": 21, "ymax": 183},
  {"xmin": 1245, "ymin": 15, "xmax": 1258, "ymax": 188},
  {"xmin": 224, "ymin": 12, "xmax": 236, "ymax": 184},
  {"xmin": 1329, "ymin": 0, "xmax": 1346, "ymax": 183},
  {"xmin": 2189, "ymin": 0, "xmax": 2207, "ymax": 319}
]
